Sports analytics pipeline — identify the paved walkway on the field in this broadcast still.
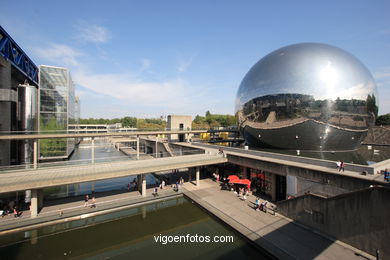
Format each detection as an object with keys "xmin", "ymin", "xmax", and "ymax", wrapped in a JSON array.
[
  {"xmin": 0, "ymin": 187, "xmax": 181, "ymax": 234},
  {"xmin": 0, "ymin": 153, "xmax": 227, "ymax": 193},
  {"xmin": 179, "ymin": 142, "xmax": 387, "ymax": 183},
  {"xmin": 183, "ymin": 179, "xmax": 374, "ymax": 260}
]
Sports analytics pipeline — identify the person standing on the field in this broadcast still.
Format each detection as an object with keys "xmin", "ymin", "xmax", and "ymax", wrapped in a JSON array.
[
  {"xmin": 340, "ymin": 161, "xmax": 345, "ymax": 172},
  {"xmin": 336, "ymin": 160, "xmax": 341, "ymax": 171}
]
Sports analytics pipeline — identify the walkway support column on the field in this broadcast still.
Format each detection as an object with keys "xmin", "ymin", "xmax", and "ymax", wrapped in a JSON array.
[
  {"xmin": 30, "ymin": 189, "xmax": 38, "ymax": 218},
  {"xmin": 155, "ymin": 135, "xmax": 158, "ymax": 158},
  {"xmin": 91, "ymin": 137, "xmax": 95, "ymax": 164},
  {"xmin": 33, "ymin": 139, "xmax": 38, "ymax": 169},
  {"xmin": 142, "ymin": 175, "xmax": 146, "ymax": 197},
  {"xmin": 196, "ymin": 167, "xmax": 200, "ymax": 187},
  {"xmin": 137, "ymin": 174, "xmax": 146, "ymax": 197},
  {"xmin": 136, "ymin": 135, "xmax": 140, "ymax": 160}
]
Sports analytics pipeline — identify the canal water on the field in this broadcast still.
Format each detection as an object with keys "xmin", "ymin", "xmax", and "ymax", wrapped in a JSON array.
[
  {"xmin": 43, "ymin": 140, "xmax": 159, "ymax": 200},
  {"xmin": 0, "ymin": 197, "xmax": 269, "ymax": 259}
]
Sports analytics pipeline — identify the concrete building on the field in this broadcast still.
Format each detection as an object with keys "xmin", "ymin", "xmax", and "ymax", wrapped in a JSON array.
[
  {"xmin": 167, "ymin": 115, "xmax": 192, "ymax": 142},
  {"xmin": 39, "ymin": 65, "xmax": 79, "ymax": 159},
  {"xmin": 0, "ymin": 26, "xmax": 39, "ymax": 167}
]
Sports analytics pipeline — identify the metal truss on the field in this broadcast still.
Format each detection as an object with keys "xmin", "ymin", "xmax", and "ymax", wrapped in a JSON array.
[{"xmin": 0, "ymin": 25, "xmax": 38, "ymax": 85}]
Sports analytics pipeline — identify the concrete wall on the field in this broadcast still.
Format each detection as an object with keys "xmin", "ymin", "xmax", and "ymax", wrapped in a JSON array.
[
  {"xmin": 194, "ymin": 143, "xmax": 375, "ymax": 174},
  {"xmin": 170, "ymin": 143, "xmax": 204, "ymax": 156},
  {"xmin": 0, "ymin": 57, "xmax": 13, "ymax": 166},
  {"xmin": 276, "ymin": 187, "xmax": 390, "ymax": 259},
  {"xmin": 167, "ymin": 115, "xmax": 192, "ymax": 141}
]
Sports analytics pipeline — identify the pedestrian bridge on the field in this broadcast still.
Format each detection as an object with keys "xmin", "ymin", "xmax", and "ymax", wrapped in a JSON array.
[{"xmin": 0, "ymin": 153, "xmax": 227, "ymax": 194}]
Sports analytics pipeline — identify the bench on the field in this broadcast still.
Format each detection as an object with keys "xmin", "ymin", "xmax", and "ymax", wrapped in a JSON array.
[{"xmin": 266, "ymin": 204, "xmax": 277, "ymax": 215}]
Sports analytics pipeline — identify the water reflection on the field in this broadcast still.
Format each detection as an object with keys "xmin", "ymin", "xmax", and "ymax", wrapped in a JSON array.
[{"xmin": 0, "ymin": 198, "xmax": 268, "ymax": 259}]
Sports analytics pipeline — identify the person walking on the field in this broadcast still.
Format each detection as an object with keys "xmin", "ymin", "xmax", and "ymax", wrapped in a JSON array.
[
  {"xmin": 340, "ymin": 161, "xmax": 345, "ymax": 172},
  {"xmin": 90, "ymin": 197, "xmax": 96, "ymax": 208},
  {"xmin": 84, "ymin": 195, "xmax": 89, "ymax": 207},
  {"xmin": 255, "ymin": 197, "xmax": 260, "ymax": 211},
  {"xmin": 153, "ymin": 187, "xmax": 159, "ymax": 197}
]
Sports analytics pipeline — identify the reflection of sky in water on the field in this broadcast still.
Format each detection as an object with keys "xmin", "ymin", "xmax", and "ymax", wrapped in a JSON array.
[{"xmin": 236, "ymin": 43, "xmax": 377, "ymax": 111}]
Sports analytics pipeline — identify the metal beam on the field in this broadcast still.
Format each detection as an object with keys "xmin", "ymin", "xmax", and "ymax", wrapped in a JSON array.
[
  {"xmin": 0, "ymin": 129, "xmax": 208, "ymax": 140},
  {"xmin": 0, "ymin": 26, "xmax": 39, "ymax": 85}
]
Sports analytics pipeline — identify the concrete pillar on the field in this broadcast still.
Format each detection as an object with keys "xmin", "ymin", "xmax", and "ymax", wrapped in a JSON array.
[
  {"xmin": 196, "ymin": 167, "xmax": 200, "ymax": 187},
  {"xmin": 136, "ymin": 135, "xmax": 140, "ymax": 160},
  {"xmin": 33, "ymin": 139, "xmax": 38, "ymax": 169},
  {"xmin": 155, "ymin": 135, "xmax": 158, "ymax": 158},
  {"xmin": 271, "ymin": 174, "xmax": 277, "ymax": 201},
  {"xmin": 91, "ymin": 138, "xmax": 95, "ymax": 164},
  {"xmin": 142, "ymin": 176, "xmax": 146, "ymax": 197},
  {"xmin": 38, "ymin": 189, "xmax": 43, "ymax": 209},
  {"xmin": 137, "ymin": 174, "xmax": 146, "ymax": 196},
  {"xmin": 30, "ymin": 189, "xmax": 38, "ymax": 218}
]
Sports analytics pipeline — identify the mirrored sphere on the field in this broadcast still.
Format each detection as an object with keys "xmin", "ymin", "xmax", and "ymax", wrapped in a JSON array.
[{"xmin": 235, "ymin": 43, "xmax": 378, "ymax": 151}]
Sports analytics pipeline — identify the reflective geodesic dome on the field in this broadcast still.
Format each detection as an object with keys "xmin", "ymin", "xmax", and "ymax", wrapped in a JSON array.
[{"xmin": 235, "ymin": 43, "xmax": 378, "ymax": 151}]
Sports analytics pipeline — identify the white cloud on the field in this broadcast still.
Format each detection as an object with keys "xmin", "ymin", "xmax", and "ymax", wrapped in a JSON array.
[
  {"xmin": 139, "ymin": 58, "xmax": 152, "ymax": 73},
  {"xmin": 33, "ymin": 43, "xmax": 83, "ymax": 67},
  {"xmin": 74, "ymin": 21, "xmax": 111, "ymax": 43},
  {"xmin": 33, "ymin": 42, "xmax": 213, "ymax": 117},
  {"xmin": 177, "ymin": 54, "xmax": 196, "ymax": 73},
  {"xmin": 73, "ymin": 69, "xmax": 192, "ymax": 106}
]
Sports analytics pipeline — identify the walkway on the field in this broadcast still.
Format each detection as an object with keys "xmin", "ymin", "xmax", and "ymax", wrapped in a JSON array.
[
  {"xmin": 0, "ymin": 154, "xmax": 227, "ymax": 193},
  {"xmin": 183, "ymin": 179, "xmax": 374, "ymax": 260},
  {"xmin": 179, "ymin": 142, "xmax": 388, "ymax": 183},
  {"xmin": 0, "ymin": 187, "xmax": 181, "ymax": 234}
]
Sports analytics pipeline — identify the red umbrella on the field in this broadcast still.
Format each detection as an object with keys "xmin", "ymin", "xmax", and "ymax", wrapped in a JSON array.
[
  {"xmin": 232, "ymin": 179, "xmax": 251, "ymax": 188},
  {"xmin": 228, "ymin": 175, "xmax": 239, "ymax": 183}
]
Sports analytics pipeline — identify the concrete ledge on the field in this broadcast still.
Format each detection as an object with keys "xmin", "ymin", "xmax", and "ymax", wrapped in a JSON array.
[{"xmin": 0, "ymin": 191, "xmax": 182, "ymax": 235}]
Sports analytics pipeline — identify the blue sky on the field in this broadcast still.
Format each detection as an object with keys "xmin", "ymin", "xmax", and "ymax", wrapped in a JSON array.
[{"xmin": 1, "ymin": 0, "xmax": 390, "ymax": 118}]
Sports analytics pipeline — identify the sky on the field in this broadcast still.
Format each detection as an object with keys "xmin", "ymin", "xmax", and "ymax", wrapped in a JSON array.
[{"xmin": 1, "ymin": 0, "xmax": 390, "ymax": 118}]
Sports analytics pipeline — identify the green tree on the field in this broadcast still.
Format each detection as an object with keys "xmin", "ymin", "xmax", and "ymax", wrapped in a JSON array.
[
  {"xmin": 376, "ymin": 113, "xmax": 390, "ymax": 125},
  {"xmin": 122, "ymin": 117, "xmax": 137, "ymax": 128}
]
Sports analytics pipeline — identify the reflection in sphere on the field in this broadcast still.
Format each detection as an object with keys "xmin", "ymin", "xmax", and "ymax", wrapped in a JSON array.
[{"xmin": 235, "ymin": 43, "xmax": 378, "ymax": 151}]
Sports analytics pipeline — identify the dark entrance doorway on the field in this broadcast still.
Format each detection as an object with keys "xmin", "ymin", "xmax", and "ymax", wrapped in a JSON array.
[
  {"xmin": 178, "ymin": 123, "xmax": 185, "ymax": 142},
  {"xmin": 275, "ymin": 175, "xmax": 286, "ymax": 201}
]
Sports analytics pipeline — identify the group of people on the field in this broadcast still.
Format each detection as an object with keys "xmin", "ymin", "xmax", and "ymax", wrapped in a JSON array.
[
  {"xmin": 234, "ymin": 186, "xmax": 250, "ymax": 201},
  {"xmin": 83, "ymin": 195, "xmax": 96, "ymax": 208},
  {"xmin": 127, "ymin": 179, "xmax": 138, "ymax": 192},
  {"xmin": 255, "ymin": 197, "xmax": 269, "ymax": 212},
  {"xmin": 0, "ymin": 199, "xmax": 23, "ymax": 218},
  {"xmin": 336, "ymin": 160, "xmax": 345, "ymax": 172}
]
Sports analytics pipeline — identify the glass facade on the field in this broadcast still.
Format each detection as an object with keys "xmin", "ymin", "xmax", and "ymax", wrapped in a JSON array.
[{"xmin": 39, "ymin": 65, "xmax": 79, "ymax": 158}]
